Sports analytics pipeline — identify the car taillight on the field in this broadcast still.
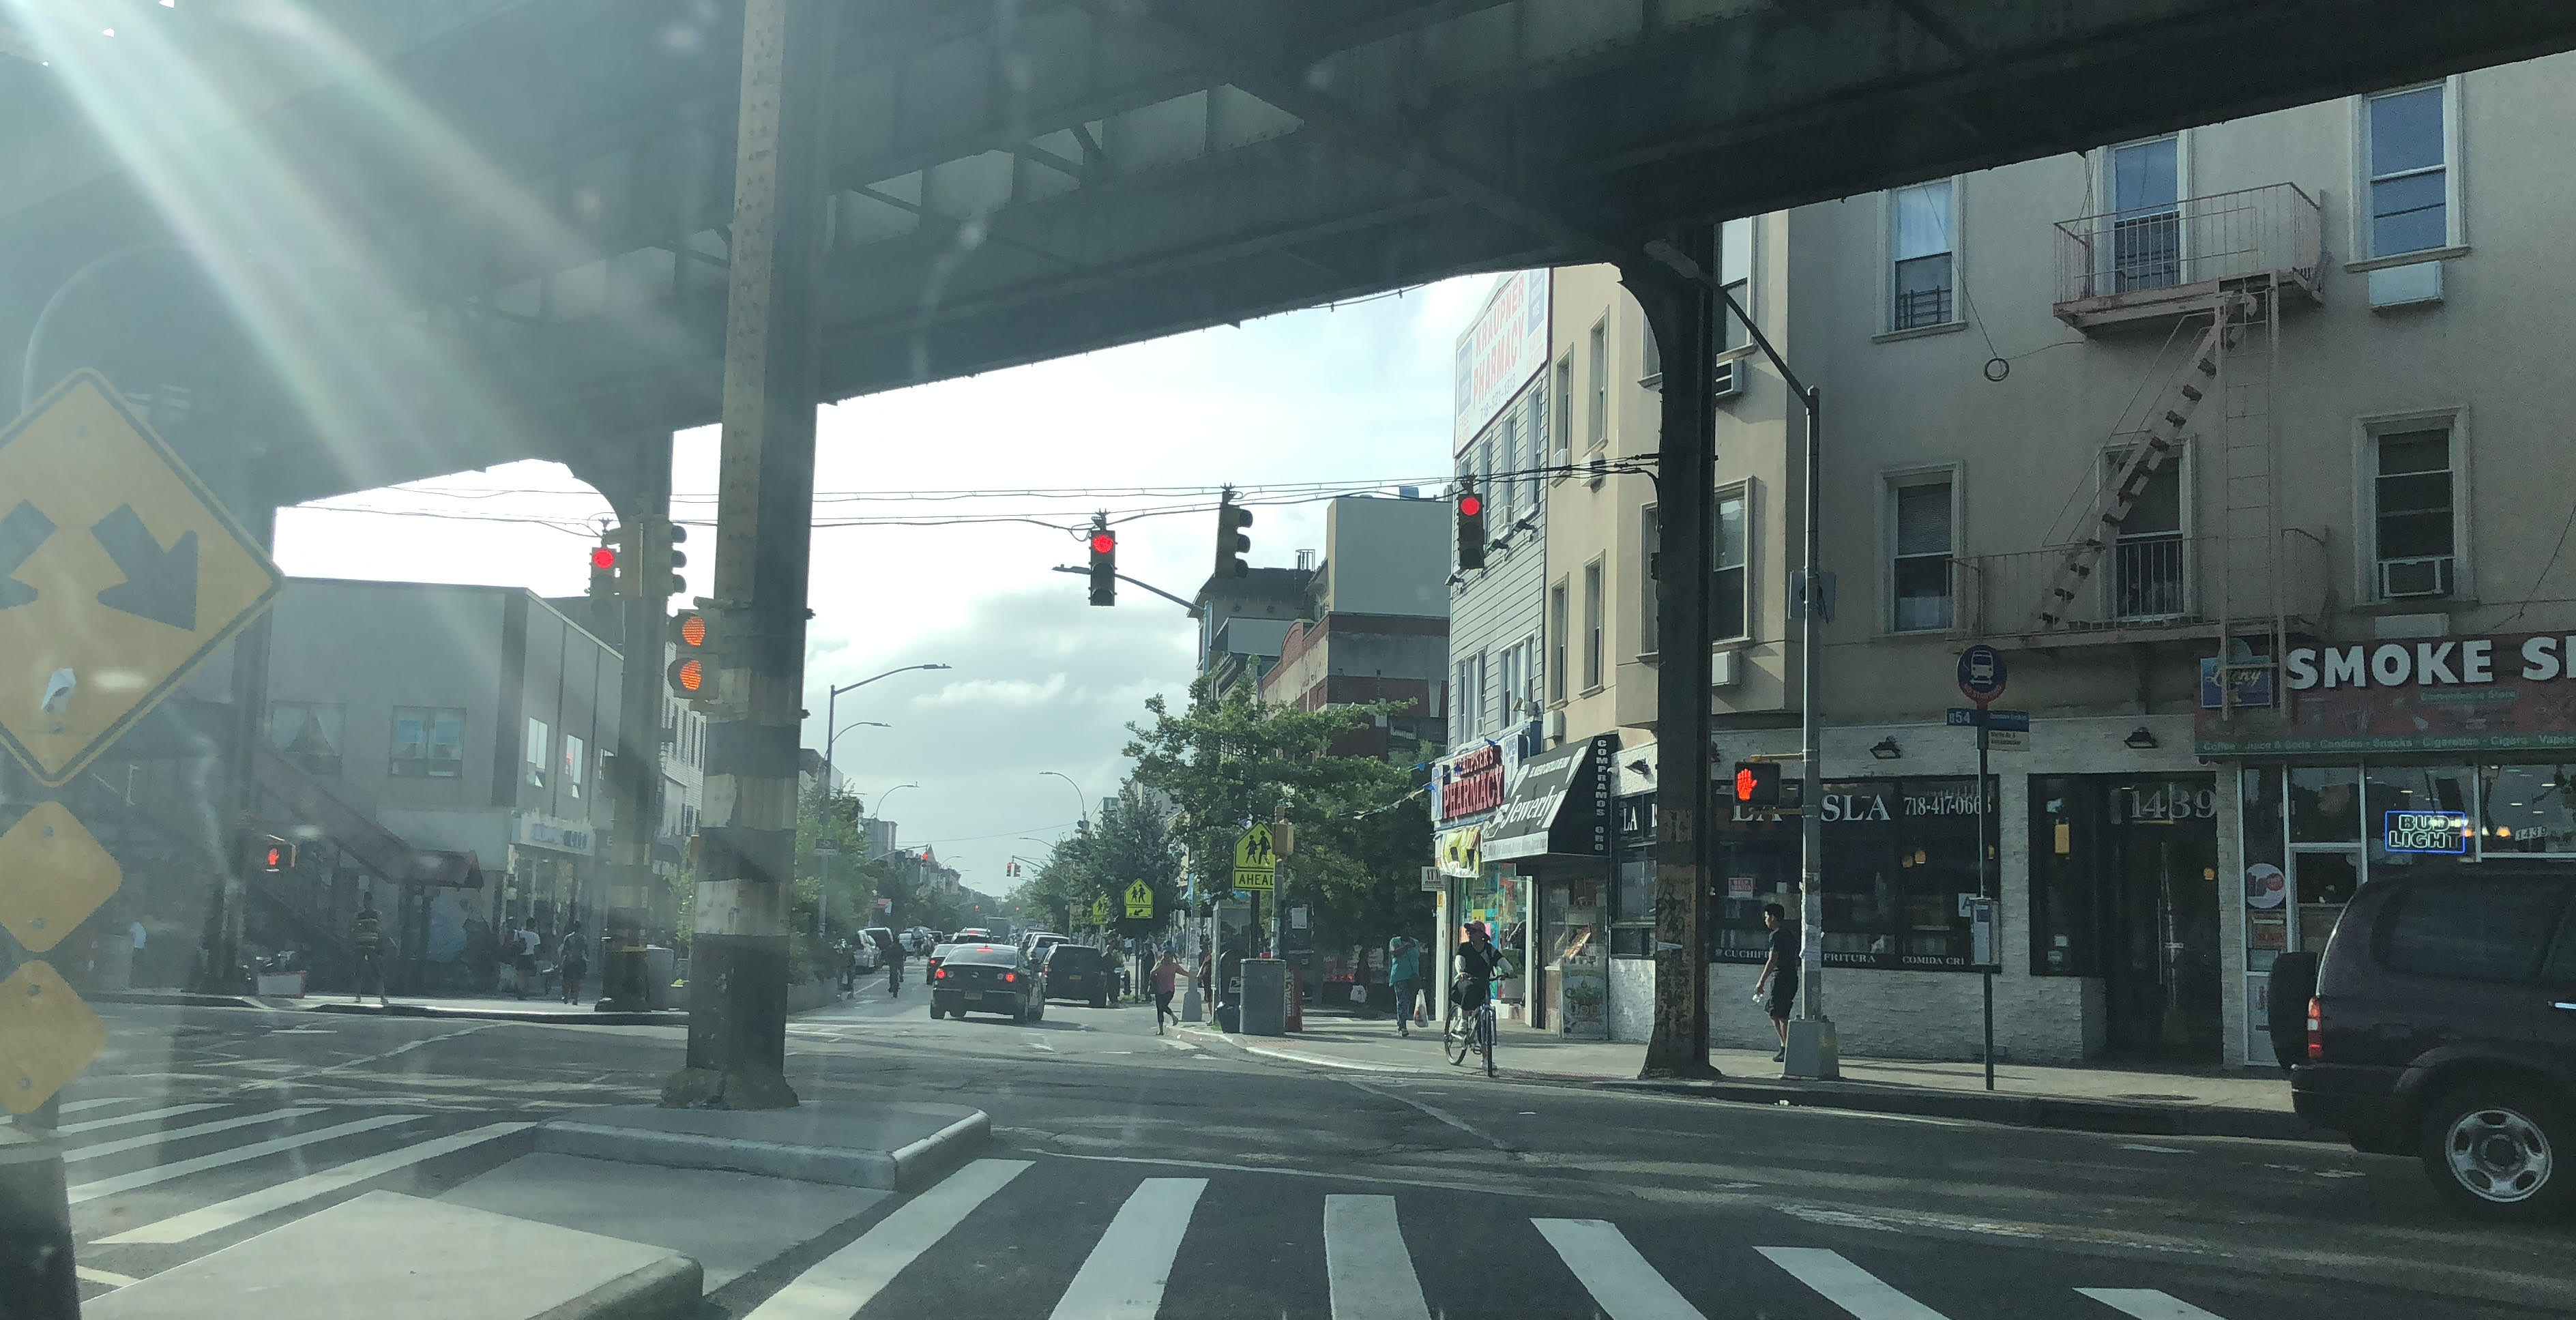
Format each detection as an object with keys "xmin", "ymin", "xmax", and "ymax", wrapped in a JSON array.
[
  {"xmin": 2306, "ymin": 996, "xmax": 2323, "ymax": 1061},
  {"xmin": 934, "ymin": 969, "xmax": 946, "ymax": 979},
  {"xmin": 1003, "ymin": 972, "xmax": 1017, "ymax": 983}
]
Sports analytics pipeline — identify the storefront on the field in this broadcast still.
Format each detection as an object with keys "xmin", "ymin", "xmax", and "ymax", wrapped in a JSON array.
[
  {"xmin": 2201, "ymin": 630, "xmax": 2576, "ymax": 1065},
  {"xmin": 1429, "ymin": 729, "xmax": 1540, "ymax": 1023},
  {"xmin": 1485, "ymin": 735, "xmax": 1616, "ymax": 1037},
  {"xmin": 1713, "ymin": 776, "xmax": 1997, "ymax": 973},
  {"xmin": 508, "ymin": 812, "xmax": 598, "ymax": 933}
]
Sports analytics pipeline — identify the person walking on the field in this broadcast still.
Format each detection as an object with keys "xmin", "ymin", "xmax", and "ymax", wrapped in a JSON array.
[
  {"xmin": 1150, "ymin": 950, "xmax": 1181, "ymax": 1033},
  {"xmin": 1753, "ymin": 903, "xmax": 1797, "ymax": 1063},
  {"xmin": 557, "ymin": 924, "xmax": 589, "ymax": 1005},
  {"xmin": 350, "ymin": 902, "xmax": 389, "ymax": 1008},
  {"xmin": 512, "ymin": 922, "xmax": 541, "ymax": 999},
  {"xmin": 1386, "ymin": 935, "xmax": 1424, "ymax": 1036}
]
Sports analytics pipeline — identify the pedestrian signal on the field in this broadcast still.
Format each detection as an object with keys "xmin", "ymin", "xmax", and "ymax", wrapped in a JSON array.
[{"xmin": 1733, "ymin": 761, "xmax": 1781, "ymax": 807}]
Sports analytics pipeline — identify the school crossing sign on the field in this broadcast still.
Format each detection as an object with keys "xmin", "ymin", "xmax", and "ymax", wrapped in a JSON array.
[
  {"xmin": 1124, "ymin": 880, "xmax": 1155, "ymax": 920},
  {"xmin": 1233, "ymin": 823, "xmax": 1278, "ymax": 892}
]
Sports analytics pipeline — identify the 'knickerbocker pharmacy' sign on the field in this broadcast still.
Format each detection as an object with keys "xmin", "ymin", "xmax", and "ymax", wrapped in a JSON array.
[
  {"xmin": 2199, "ymin": 630, "xmax": 2576, "ymax": 755},
  {"xmin": 1437, "ymin": 743, "xmax": 1506, "ymax": 823}
]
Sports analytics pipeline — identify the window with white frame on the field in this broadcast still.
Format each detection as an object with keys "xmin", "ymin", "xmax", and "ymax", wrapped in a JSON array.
[
  {"xmin": 1586, "ymin": 319, "xmax": 1608, "ymax": 451},
  {"xmin": 1497, "ymin": 413, "xmax": 1520, "ymax": 527},
  {"xmin": 1527, "ymin": 386, "xmax": 1549, "ymax": 495},
  {"xmin": 2373, "ymin": 424, "xmax": 2457, "ymax": 599},
  {"xmin": 2365, "ymin": 84, "xmax": 2451, "ymax": 259},
  {"xmin": 1582, "ymin": 558, "xmax": 1606, "ymax": 691},
  {"xmin": 392, "ymin": 706, "xmax": 466, "ymax": 778},
  {"xmin": 563, "ymin": 732, "xmax": 587, "ymax": 800},
  {"xmin": 1719, "ymin": 216, "xmax": 1755, "ymax": 355},
  {"xmin": 524, "ymin": 717, "xmax": 549, "ymax": 789},
  {"xmin": 1890, "ymin": 478, "xmax": 1956, "ymax": 631},
  {"xmin": 2109, "ymin": 136, "xmax": 2182, "ymax": 292},
  {"xmin": 1549, "ymin": 581, "xmax": 1570, "ymax": 703},
  {"xmin": 1497, "ymin": 643, "xmax": 1527, "ymax": 727},
  {"xmin": 1889, "ymin": 181, "xmax": 1955, "ymax": 331},
  {"xmin": 1552, "ymin": 356, "xmax": 1573, "ymax": 466},
  {"xmin": 2108, "ymin": 452, "xmax": 2186, "ymax": 619},
  {"xmin": 1713, "ymin": 484, "xmax": 1750, "ymax": 641}
]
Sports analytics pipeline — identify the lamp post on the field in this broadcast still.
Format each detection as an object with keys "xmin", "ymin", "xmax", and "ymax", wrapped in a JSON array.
[
  {"xmin": 814, "ymin": 722, "xmax": 887, "ymax": 938},
  {"xmin": 820, "ymin": 664, "xmax": 948, "ymax": 789},
  {"xmin": 1039, "ymin": 771, "xmax": 1089, "ymax": 830}
]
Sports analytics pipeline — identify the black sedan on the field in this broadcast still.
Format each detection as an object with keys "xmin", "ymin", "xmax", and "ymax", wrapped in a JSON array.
[
  {"xmin": 1040, "ymin": 943, "xmax": 1113, "ymax": 1008},
  {"xmin": 929, "ymin": 944, "xmax": 1045, "ymax": 1023}
]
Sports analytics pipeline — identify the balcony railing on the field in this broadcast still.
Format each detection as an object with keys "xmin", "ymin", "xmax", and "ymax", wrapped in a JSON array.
[
  {"xmin": 1958, "ymin": 529, "xmax": 2330, "ymax": 643},
  {"xmin": 2053, "ymin": 183, "xmax": 2324, "ymax": 329}
]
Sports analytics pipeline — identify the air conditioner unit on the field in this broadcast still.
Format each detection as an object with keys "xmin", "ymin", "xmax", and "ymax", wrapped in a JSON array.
[
  {"xmin": 1712, "ymin": 354, "xmax": 1745, "ymax": 400},
  {"xmin": 2380, "ymin": 556, "xmax": 2454, "ymax": 600},
  {"xmin": 1544, "ymin": 708, "xmax": 1567, "ymax": 742},
  {"xmin": 1710, "ymin": 649, "xmax": 1740, "ymax": 688}
]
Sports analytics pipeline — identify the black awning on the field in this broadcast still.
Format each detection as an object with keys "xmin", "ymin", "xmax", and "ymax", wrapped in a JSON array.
[{"xmin": 1482, "ymin": 735, "xmax": 1615, "ymax": 862}]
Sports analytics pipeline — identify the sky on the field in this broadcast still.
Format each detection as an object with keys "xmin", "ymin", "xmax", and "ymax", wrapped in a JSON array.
[{"xmin": 272, "ymin": 275, "xmax": 1495, "ymax": 894}]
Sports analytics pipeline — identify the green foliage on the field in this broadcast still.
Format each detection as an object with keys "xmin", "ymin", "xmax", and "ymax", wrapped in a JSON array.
[{"xmin": 1023, "ymin": 791, "xmax": 1183, "ymax": 934}]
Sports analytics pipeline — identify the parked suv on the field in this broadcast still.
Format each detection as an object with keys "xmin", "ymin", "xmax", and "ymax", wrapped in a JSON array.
[{"xmin": 2283, "ymin": 865, "xmax": 2576, "ymax": 1221}]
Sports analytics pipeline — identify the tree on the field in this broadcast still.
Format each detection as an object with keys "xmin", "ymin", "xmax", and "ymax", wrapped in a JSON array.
[
  {"xmin": 1122, "ymin": 675, "xmax": 1433, "ymax": 958},
  {"xmin": 1029, "ymin": 791, "xmax": 1184, "ymax": 935}
]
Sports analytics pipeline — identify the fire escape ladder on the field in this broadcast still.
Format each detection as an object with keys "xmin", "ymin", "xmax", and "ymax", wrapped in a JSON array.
[{"xmin": 2033, "ymin": 314, "xmax": 2229, "ymax": 630}]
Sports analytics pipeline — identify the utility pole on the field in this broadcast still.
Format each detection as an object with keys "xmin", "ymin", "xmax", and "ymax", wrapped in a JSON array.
[
  {"xmin": 661, "ymin": 0, "xmax": 837, "ymax": 1111},
  {"xmin": 595, "ymin": 431, "xmax": 675, "ymax": 1012},
  {"xmin": 1622, "ymin": 224, "xmax": 1721, "ymax": 1079},
  {"xmin": 203, "ymin": 499, "xmax": 276, "ymax": 996}
]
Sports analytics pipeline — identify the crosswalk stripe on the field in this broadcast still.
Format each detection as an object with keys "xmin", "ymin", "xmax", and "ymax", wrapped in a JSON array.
[
  {"xmin": 1049, "ymin": 1177, "xmax": 1208, "ymax": 1320},
  {"xmin": 1530, "ymin": 1219, "xmax": 1705, "ymax": 1320},
  {"xmin": 1757, "ymin": 1247, "xmax": 1950, "ymax": 1320},
  {"xmin": 75, "ymin": 1265, "xmax": 139, "ymax": 1288},
  {"xmin": 744, "ymin": 1159, "xmax": 1031, "ymax": 1320},
  {"xmin": 63, "ymin": 1108, "xmax": 322, "ymax": 1162},
  {"xmin": 68, "ymin": 1113, "xmax": 422, "ymax": 1205},
  {"xmin": 57, "ymin": 1104, "xmax": 222, "ymax": 1136},
  {"xmin": 1324, "ymin": 1194, "xmax": 1431, "ymax": 1320},
  {"xmin": 95, "ymin": 1121, "xmax": 534, "ymax": 1244},
  {"xmin": 2077, "ymin": 1289, "xmax": 2233, "ymax": 1320},
  {"xmin": 59, "ymin": 1099, "xmax": 136, "ymax": 1115}
]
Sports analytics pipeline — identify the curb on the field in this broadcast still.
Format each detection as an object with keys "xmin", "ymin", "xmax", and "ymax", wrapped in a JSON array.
[
  {"xmin": 308, "ymin": 1001, "xmax": 685, "ymax": 1027},
  {"xmin": 537, "ymin": 1109, "xmax": 989, "ymax": 1192},
  {"xmin": 87, "ymin": 990, "xmax": 269, "ymax": 1010},
  {"xmin": 1210, "ymin": 1033, "xmax": 2328, "ymax": 1143}
]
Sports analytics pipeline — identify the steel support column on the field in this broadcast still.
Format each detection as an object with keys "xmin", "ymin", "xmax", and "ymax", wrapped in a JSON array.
[
  {"xmin": 597, "ymin": 431, "xmax": 676, "ymax": 1012},
  {"xmin": 1622, "ymin": 226, "xmax": 1721, "ymax": 1080},
  {"xmin": 201, "ymin": 505, "xmax": 276, "ymax": 996},
  {"xmin": 660, "ymin": 0, "xmax": 837, "ymax": 1111}
]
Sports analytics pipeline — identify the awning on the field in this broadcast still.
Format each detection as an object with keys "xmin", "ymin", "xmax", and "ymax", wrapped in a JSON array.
[{"xmin": 1482, "ymin": 735, "xmax": 1615, "ymax": 862}]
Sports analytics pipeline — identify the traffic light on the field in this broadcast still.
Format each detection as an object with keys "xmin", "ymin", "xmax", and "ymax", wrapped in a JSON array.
[
  {"xmin": 667, "ymin": 608, "xmax": 714, "ymax": 703},
  {"xmin": 1733, "ymin": 761, "xmax": 1781, "ymax": 807},
  {"xmin": 1456, "ymin": 481, "xmax": 1487, "ymax": 570},
  {"xmin": 1087, "ymin": 514, "xmax": 1115, "ymax": 606},
  {"xmin": 1214, "ymin": 488, "xmax": 1253, "ymax": 578},
  {"xmin": 655, "ymin": 523, "xmax": 688, "ymax": 598},
  {"xmin": 588, "ymin": 536, "xmax": 618, "ymax": 600}
]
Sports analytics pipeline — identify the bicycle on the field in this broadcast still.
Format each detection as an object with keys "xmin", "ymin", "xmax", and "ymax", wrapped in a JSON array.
[{"xmin": 1443, "ymin": 983, "xmax": 1498, "ymax": 1076}]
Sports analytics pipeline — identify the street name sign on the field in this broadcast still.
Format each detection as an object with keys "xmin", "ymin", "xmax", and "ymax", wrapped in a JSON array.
[
  {"xmin": 0, "ymin": 371, "xmax": 282, "ymax": 786},
  {"xmin": 1233, "ymin": 823, "xmax": 1278, "ymax": 892},
  {"xmin": 1946, "ymin": 707, "xmax": 2029, "ymax": 751}
]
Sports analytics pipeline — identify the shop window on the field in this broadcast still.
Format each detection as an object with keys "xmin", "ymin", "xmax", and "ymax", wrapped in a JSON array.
[
  {"xmin": 1714, "ymin": 777, "xmax": 1994, "ymax": 971},
  {"xmin": 268, "ymin": 701, "xmax": 345, "ymax": 778},
  {"xmin": 391, "ymin": 706, "xmax": 466, "ymax": 779},
  {"xmin": 1614, "ymin": 795, "xmax": 1656, "ymax": 958},
  {"xmin": 2029, "ymin": 776, "xmax": 2104, "ymax": 976},
  {"xmin": 2241, "ymin": 766, "xmax": 2289, "ymax": 973},
  {"xmin": 2366, "ymin": 765, "xmax": 2476, "ymax": 872},
  {"xmin": 2479, "ymin": 763, "xmax": 2576, "ymax": 855},
  {"xmin": 2288, "ymin": 766, "xmax": 2361, "ymax": 842},
  {"xmin": 2377, "ymin": 879, "xmax": 2573, "ymax": 984}
]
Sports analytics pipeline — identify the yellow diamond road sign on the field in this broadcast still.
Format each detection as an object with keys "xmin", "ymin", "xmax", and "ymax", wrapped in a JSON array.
[
  {"xmin": 1233, "ymin": 823, "xmax": 1276, "ymax": 892},
  {"xmin": 0, "ymin": 371, "xmax": 282, "ymax": 786},
  {"xmin": 1090, "ymin": 894, "xmax": 1111, "ymax": 924},
  {"xmin": 0, "ymin": 960, "xmax": 108, "ymax": 1115},
  {"xmin": 0, "ymin": 802, "xmax": 123, "ymax": 954},
  {"xmin": 1124, "ymin": 880, "xmax": 1154, "ymax": 920}
]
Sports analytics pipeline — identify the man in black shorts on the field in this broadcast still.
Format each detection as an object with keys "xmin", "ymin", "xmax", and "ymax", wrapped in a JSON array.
[{"xmin": 1752, "ymin": 903, "xmax": 1796, "ymax": 1062}]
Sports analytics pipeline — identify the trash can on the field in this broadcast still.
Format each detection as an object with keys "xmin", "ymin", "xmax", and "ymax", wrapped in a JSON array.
[{"xmin": 1241, "ymin": 958, "xmax": 1287, "ymax": 1036}]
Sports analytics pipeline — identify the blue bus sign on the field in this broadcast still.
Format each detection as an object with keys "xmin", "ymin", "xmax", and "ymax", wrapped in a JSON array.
[
  {"xmin": 2383, "ymin": 810, "xmax": 2471, "ymax": 854},
  {"xmin": 1956, "ymin": 645, "xmax": 2006, "ymax": 705}
]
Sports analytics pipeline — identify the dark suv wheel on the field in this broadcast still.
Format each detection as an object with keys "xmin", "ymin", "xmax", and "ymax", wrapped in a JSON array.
[{"xmin": 2418, "ymin": 1081, "xmax": 2570, "ymax": 1221}]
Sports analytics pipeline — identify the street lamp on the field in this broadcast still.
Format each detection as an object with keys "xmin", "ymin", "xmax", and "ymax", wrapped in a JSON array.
[
  {"xmin": 1039, "ymin": 770, "xmax": 1088, "ymax": 829},
  {"xmin": 873, "ymin": 782, "xmax": 920, "ymax": 817},
  {"xmin": 821, "ymin": 663, "xmax": 948, "ymax": 792}
]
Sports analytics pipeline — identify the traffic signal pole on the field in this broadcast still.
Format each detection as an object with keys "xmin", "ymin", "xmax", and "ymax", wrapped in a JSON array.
[
  {"xmin": 595, "ymin": 430, "xmax": 674, "ymax": 1012},
  {"xmin": 1620, "ymin": 226, "xmax": 1720, "ymax": 1080},
  {"xmin": 662, "ymin": 0, "xmax": 837, "ymax": 1111}
]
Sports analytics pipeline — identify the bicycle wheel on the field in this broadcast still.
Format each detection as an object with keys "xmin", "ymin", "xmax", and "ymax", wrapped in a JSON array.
[{"xmin": 1444, "ymin": 1014, "xmax": 1470, "ymax": 1066}]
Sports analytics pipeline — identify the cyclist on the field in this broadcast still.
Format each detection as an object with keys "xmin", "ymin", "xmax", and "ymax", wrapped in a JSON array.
[{"xmin": 1450, "ymin": 922, "xmax": 1504, "ymax": 1031}]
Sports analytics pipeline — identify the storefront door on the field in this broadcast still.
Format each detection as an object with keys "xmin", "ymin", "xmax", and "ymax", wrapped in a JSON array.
[{"xmin": 2101, "ymin": 778, "xmax": 2222, "ymax": 1061}]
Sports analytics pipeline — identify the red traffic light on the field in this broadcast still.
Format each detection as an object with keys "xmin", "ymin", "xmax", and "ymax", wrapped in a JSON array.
[
  {"xmin": 675, "ymin": 612, "xmax": 708, "ymax": 647},
  {"xmin": 669, "ymin": 656, "xmax": 706, "ymax": 694},
  {"xmin": 1457, "ymin": 494, "xmax": 1482, "ymax": 518},
  {"xmin": 591, "ymin": 546, "xmax": 617, "ymax": 570},
  {"xmin": 1089, "ymin": 532, "xmax": 1115, "ymax": 555}
]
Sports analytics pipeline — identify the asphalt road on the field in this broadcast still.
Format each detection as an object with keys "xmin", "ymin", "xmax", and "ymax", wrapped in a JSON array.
[{"xmin": 53, "ymin": 988, "xmax": 2576, "ymax": 1318}]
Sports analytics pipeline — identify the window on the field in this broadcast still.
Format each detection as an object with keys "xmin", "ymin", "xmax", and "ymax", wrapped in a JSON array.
[
  {"xmin": 1641, "ymin": 321, "xmax": 1661, "ymax": 385},
  {"xmin": 2109, "ymin": 136, "xmax": 2182, "ymax": 291},
  {"xmin": 1581, "ymin": 559, "xmax": 1605, "ymax": 692},
  {"xmin": 2109, "ymin": 452, "xmax": 2184, "ymax": 619},
  {"xmin": 1497, "ymin": 643, "xmax": 1527, "ymax": 727},
  {"xmin": 1890, "ymin": 479, "xmax": 1955, "ymax": 631},
  {"xmin": 1497, "ymin": 413, "xmax": 1519, "ymax": 526},
  {"xmin": 1548, "ymin": 581, "xmax": 1569, "ymax": 703},
  {"xmin": 1526, "ymin": 387, "xmax": 1549, "ymax": 498},
  {"xmin": 2373, "ymin": 426, "xmax": 2455, "ymax": 598},
  {"xmin": 1889, "ymin": 181, "xmax": 1955, "ymax": 330},
  {"xmin": 2377, "ymin": 879, "xmax": 2572, "ymax": 983},
  {"xmin": 1716, "ymin": 778, "xmax": 1995, "ymax": 969},
  {"xmin": 563, "ymin": 733, "xmax": 587, "ymax": 800},
  {"xmin": 1457, "ymin": 654, "xmax": 1487, "ymax": 735},
  {"xmin": 268, "ymin": 702, "xmax": 345, "ymax": 777},
  {"xmin": 1586, "ymin": 319, "xmax": 1607, "ymax": 451},
  {"xmin": 525, "ymin": 717, "xmax": 549, "ymax": 789},
  {"xmin": 2480, "ymin": 764, "xmax": 2576, "ymax": 855},
  {"xmin": 1551, "ymin": 356, "xmax": 1572, "ymax": 466},
  {"xmin": 1713, "ymin": 485, "xmax": 1748, "ymax": 641},
  {"xmin": 2365, "ymin": 84, "xmax": 2450, "ymax": 258},
  {"xmin": 392, "ymin": 706, "xmax": 466, "ymax": 778},
  {"xmin": 1638, "ymin": 504, "xmax": 1660, "ymax": 656},
  {"xmin": 1719, "ymin": 216, "xmax": 1754, "ymax": 355}
]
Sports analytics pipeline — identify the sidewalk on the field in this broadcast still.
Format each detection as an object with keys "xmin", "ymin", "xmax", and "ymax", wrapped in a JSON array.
[
  {"xmin": 93, "ymin": 986, "xmax": 686, "ymax": 1025},
  {"xmin": 1199, "ymin": 1014, "xmax": 2326, "ymax": 1143}
]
